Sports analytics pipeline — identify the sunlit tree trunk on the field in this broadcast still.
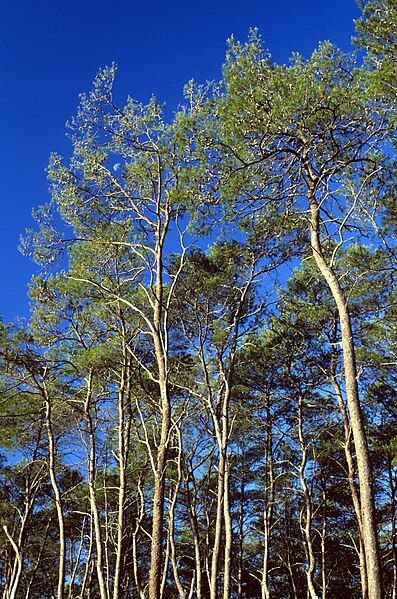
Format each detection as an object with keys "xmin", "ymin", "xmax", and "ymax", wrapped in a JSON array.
[
  {"xmin": 149, "ymin": 199, "xmax": 173, "ymax": 599},
  {"xmin": 297, "ymin": 393, "xmax": 318, "ymax": 599},
  {"xmin": 387, "ymin": 456, "xmax": 397, "ymax": 599},
  {"xmin": 83, "ymin": 372, "xmax": 108, "ymax": 599},
  {"xmin": 330, "ymin": 374, "xmax": 368, "ymax": 598},
  {"xmin": 168, "ymin": 426, "xmax": 186, "ymax": 599},
  {"xmin": 261, "ymin": 396, "xmax": 274, "ymax": 599},
  {"xmin": 113, "ymin": 337, "xmax": 132, "ymax": 599},
  {"xmin": 42, "ymin": 379, "xmax": 66, "ymax": 599},
  {"xmin": 185, "ymin": 471, "xmax": 203, "ymax": 599},
  {"xmin": 308, "ymin": 181, "xmax": 382, "ymax": 599}
]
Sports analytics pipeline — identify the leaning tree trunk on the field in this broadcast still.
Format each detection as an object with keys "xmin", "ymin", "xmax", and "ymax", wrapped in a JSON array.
[
  {"xmin": 308, "ymin": 188, "xmax": 382, "ymax": 599},
  {"xmin": 330, "ymin": 374, "xmax": 368, "ymax": 598}
]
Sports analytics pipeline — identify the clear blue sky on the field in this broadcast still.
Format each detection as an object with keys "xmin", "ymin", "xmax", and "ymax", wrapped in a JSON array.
[{"xmin": 0, "ymin": 0, "xmax": 359, "ymax": 322}]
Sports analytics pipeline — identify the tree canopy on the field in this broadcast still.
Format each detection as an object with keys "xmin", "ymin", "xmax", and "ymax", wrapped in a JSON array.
[{"xmin": 0, "ymin": 4, "xmax": 396, "ymax": 599}]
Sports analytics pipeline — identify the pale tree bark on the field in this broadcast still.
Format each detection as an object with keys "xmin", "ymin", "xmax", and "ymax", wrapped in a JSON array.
[
  {"xmin": 42, "ymin": 378, "xmax": 66, "ymax": 599},
  {"xmin": 185, "ymin": 470, "xmax": 203, "ymax": 599},
  {"xmin": 330, "ymin": 375, "xmax": 368, "ymax": 598},
  {"xmin": 209, "ymin": 440, "xmax": 225, "ymax": 599},
  {"xmin": 308, "ymin": 179, "xmax": 382, "ymax": 599},
  {"xmin": 68, "ymin": 516, "xmax": 87, "ymax": 599},
  {"xmin": 237, "ymin": 475, "xmax": 245, "ymax": 599},
  {"xmin": 160, "ymin": 534, "xmax": 171, "ymax": 599},
  {"xmin": 83, "ymin": 372, "xmax": 108, "ymax": 599},
  {"xmin": 61, "ymin": 110, "xmax": 188, "ymax": 599},
  {"xmin": 223, "ymin": 452, "xmax": 233, "ymax": 599},
  {"xmin": 327, "ymin": 312, "xmax": 368, "ymax": 596},
  {"xmin": 102, "ymin": 457, "xmax": 111, "ymax": 599},
  {"xmin": 79, "ymin": 516, "xmax": 94, "ymax": 599},
  {"xmin": 202, "ymin": 358, "xmax": 233, "ymax": 599},
  {"xmin": 387, "ymin": 456, "xmax": 397, "ymax": 599},
  {"xmin": 320, "ymin": 488, "xmax": 327, "ymax": 599},
  {"xmin": 149, "ymin": 352, "xmax": 171, "ymax": 599},
  {"xmin": 199, "ymin": 262, "xmax": 257, "ymax": 599},
  {"xmin": 113, "ymin": 336, "xmax": 132, "ymax": 599},
  {"xmin": 297, "ymin": 393, "xmax": 318, "ymax": 599},
  {"xmin": 261, "ymin": 397, "xmax": 275, "ymax": 599},
  {"xmin": 24, "ymin": 517, "xmax": 52, "ymax": 599},
  {"xmin": 2, "ymin": 447, "xmax": 45, "ymax": 599},
  {"xmin": 168, "ymin": 426, "xmax": 187, "ymax": 599},
  {"xmin": 131, "ymin": 476, "xmax": 146, "ymax": 599},
  {"xmin": 198, "ymin": 347, "xmax": 229, "ymax": 599},
  {"xmin": 285, "ymin": 516, "xmax": 298, "ymax": 599},
  {"xmin": 2, "ymin": 526, "xmax": 23, "ymax": 599},
  {"xmin": 206, "ymin": 370, "xmax": 234, "ymax": 599},
  {"xmin": 148, "ymin": 156, "xmax": 187, "ymax": 599}
]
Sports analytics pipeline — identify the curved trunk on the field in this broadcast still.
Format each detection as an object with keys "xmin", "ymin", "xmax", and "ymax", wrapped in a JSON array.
[
  {"xmin": 330, "ymin": 375, "xmax": 368, "ymax": 598},
  {"xmin": 3, "ymin": 526, "xmax": 23, "ymax": 599},
  {"xmin": 309, "ymin": 193, "xmax": 382, "ymax": 599}
]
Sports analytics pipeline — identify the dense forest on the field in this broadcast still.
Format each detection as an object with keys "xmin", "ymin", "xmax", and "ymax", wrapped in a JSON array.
[{"xmin": 0, "ymin": 2, "xmax": 396, "ymax": 598}]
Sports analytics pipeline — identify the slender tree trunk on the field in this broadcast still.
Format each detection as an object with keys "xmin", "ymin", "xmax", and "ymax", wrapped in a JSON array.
[
  {"xmin": 149, "ymin": 381, "xmax": 171, "ymax": 599},
  {"xmin": 80, "ymin": 516, "xmax": 94, "ymax": 599},
  {"xmin": 308, "ymin": 186, "xmax": 382, "ymax": 599},
  {"xmin": 261, "ymin": 397, "xmax": 274, "ymax": 599},
  {"xmin": 2, "ymin": 526, "xmax": 23, "ymax": 599},
  {"xmin": 223, "ymin": 455, "xmax": 232, "ymax": 599},
  {"xmin": 160, "ymin": 534, "xmax": 171, "ymax": 599},
  {"xmin": 388, "ymin": 456, "xmax": 397, "ymax": 599},
  {"xmin": 84, "ymin": 375, "xmax": 108, "ymax": 599},
  {"xmin": 168, "ymin": 427, "xmax": 186, "ymax": 599},
  {"xmin": 132, "ymin": 477, "xmax": 146, "ymax": 599},
  {"xmin": 199, "ymin": 355, "xmax": 226, "ymax": 599},
  {"xmin": 102, "ymin": 459, "xmax": 111, "ymax": 599},
  {"xmin": 186, "ymin": 475, "xmax": 202, "ymax": 599},
  {"xmin": 237, "ymin": 477, "xmax": 245, "ymax": 599},
  {"xmin": 211, "ymin": 289, "xmax": 251, "ymax": 599},
  {"xmin": 284, "ymin": 508, "xmax": 299, "ymax": 599},
  {"xmin": 320, "ymin": 488, "xmax": 327, "ymax": 599},
  {"xmin": 4, "ymin": 460, "xmax": 44, "ymax": 599},
  {"xmin": 210, "ymin": 445, "xmax": 225, "ymax": 599},
  {"xmin": 113, "ymin": 344, "xmax": 132, "ymax": 599},
  {"xmin": 43, "ymin": 384, "xmax": 65, "ymax": 599},
  {"xmin": 25, "ymin": 517, "xmax": 51, "ymax": 599},
  {"xmin": 68, "ymin": 517, "xmax": 87, "ymax": 598},
  {"xmin": 209, "ymin": 385, "xmax": 233, "ymax": 599},
  {"xmin": 148, "ymin": 209, "xmax": 173, "ymax": 599},
  {"xmin": 113, "ymin": 428, "xmax": 126, "ymax": 599},
  {"xmin": 297, "ymin": 394, "xmax": 318, "ymax": 599},
  {"xmin": 330, "ymin": 374, "xmax": 368, "ymax": 598}
]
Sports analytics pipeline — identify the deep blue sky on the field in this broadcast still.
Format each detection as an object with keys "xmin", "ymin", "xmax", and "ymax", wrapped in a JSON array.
[{"xmin": 0, "ymin": 0, "xmax": 359, "ymax": 322}]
